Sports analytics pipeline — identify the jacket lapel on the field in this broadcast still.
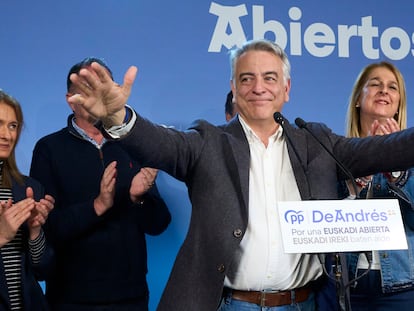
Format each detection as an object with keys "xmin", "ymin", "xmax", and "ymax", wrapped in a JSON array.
[
  {"xmin": 282, "ymin": 121, "xmax": 312, "ymax": 200},
  {"xmin": 221, "ymin": 120, "xmax": 250, "ymax": 221},
  {"xmin": 221, "ymin": 118, "xmax": 312, "ymax": 220}
]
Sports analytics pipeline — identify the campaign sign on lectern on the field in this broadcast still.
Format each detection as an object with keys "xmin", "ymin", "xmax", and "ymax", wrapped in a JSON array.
[{"xmin": 278, "ymin": 199, "xmax": 407, "ymax": 253}]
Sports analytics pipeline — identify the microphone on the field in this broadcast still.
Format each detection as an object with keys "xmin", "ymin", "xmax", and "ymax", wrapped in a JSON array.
[
  {"xmin": 273, "ymin": 112, "xmax": 314, "ymax": 200},
  {"xmin": 274, "ymin": 111, "xmax": 285, "ymax": 126},
  {"xmin": 294, "ymin": 117, "xmax": 359, "ymax": 199}
]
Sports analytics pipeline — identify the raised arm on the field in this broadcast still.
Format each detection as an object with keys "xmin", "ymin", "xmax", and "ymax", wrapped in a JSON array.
[{"xmin": 67, "ymin": 62, "xmax": 138, "ymax": 127}]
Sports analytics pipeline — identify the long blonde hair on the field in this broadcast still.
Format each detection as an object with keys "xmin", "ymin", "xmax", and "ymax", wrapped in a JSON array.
[{"xmin": 345, "ymin": 62, "xmax": 407, "ymax": 138}]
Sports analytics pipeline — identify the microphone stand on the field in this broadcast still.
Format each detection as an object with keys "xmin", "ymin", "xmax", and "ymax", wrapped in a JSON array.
[
  {"xmin": 274, "ymin": 113, "xmax": 376, "ymax": 311},
  {"xmin": 320, "ymin": 253, "xmax": 371, "ymax": 311},
  {"xmin": 289, "ymin": 115, "xmax": 366, "ymax": 311},
  {"xmin": 293, "ymin": 116, "xmax": 380, "ymax": 311}
]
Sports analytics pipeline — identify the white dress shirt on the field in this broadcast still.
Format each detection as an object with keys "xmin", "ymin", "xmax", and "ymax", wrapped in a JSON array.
[{"xmin": 224, "ymin": 116, "xmax": 322, "ymax": 291}]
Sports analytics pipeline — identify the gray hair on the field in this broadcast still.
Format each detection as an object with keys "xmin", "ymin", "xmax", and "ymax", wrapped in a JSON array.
[{"xmin": 229, "ymin": 39, "xmax": 291, "ymax": 85}]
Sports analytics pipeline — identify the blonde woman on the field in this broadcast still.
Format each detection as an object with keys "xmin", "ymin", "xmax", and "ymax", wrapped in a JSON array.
[{"xmin": 344, "ymin": 62, "xmax": 414, "ymax": 310}]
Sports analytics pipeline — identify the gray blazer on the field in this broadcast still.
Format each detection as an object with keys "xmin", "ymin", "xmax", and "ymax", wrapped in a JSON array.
[{"xmin": 119, "ymin": 113, "xmax": 414, "ymax": 311}]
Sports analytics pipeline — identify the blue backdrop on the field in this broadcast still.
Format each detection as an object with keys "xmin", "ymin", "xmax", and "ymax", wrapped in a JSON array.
[{"xmin": 1, "ymin": 1, "xmax": 414, "ymax": 310}]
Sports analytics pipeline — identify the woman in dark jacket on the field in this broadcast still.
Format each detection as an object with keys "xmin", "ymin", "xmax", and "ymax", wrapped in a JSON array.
[{"xmin": 0, "ymin": 90, "xmax": 54, "ymax": 311}]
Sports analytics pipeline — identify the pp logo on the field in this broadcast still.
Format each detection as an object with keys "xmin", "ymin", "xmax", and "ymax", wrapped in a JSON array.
[{"xmin": 284, "ymin": 210, "xmax": 305, "ymax": 224}]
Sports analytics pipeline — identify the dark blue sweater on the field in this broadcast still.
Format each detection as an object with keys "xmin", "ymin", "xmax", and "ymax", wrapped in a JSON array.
[{"xmin": 29, "ymin": 115, "xmax": 171, "ymax": 306}]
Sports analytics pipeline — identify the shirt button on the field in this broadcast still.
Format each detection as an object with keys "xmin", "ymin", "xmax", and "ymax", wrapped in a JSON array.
[
  {"xmin": 233, "ymin": 229, "xmax": 243, "ymax": 238},
  {"xmin": 217, "ymin": 264, "xmax": 225, "ymax": 273}
]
